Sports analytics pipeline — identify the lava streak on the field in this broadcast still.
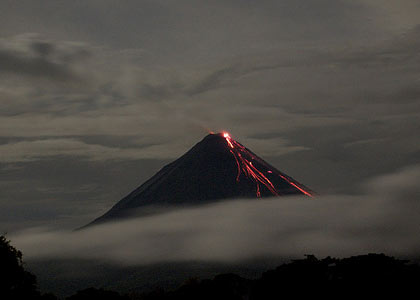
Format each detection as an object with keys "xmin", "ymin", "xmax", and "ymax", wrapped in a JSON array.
[{"xmin": 222, "ymin": 132, "xmax": 313, "ymax": 198}]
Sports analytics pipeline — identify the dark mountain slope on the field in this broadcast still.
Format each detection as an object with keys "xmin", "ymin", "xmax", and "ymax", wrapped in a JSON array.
[{"xmin": 86, "ymin": 133, "xmax": 313, "ymax": 226}]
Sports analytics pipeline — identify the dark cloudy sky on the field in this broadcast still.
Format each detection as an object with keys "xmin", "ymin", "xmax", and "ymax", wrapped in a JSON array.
[{"xmin": 1, "ymin": 0, "xmax": 420, "ymax": 232}]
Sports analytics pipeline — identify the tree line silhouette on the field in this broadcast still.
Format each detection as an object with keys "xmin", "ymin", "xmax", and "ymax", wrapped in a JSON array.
[{"xmin": 2, "ymin": 234, "xmax": 419, "ymax": 299}]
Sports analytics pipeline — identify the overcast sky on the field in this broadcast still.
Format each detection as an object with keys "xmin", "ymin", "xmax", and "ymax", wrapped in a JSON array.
[{"xmin": 1, "ymin": 0, "xmax": 420, "ymax": 232}]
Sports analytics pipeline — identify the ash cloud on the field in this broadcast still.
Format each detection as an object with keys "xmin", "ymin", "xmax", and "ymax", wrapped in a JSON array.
[{"xmin": 10, "ymin": 165, "xmax": 420, "ymax": 265}]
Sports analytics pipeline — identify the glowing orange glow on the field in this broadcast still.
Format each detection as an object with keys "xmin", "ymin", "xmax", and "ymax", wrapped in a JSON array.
[
  {"xmin": 277, "ymin": 174, "xmax": 313, "ymax": 197},
  {"xmin": 223, "ymin": 132, "xmax": 234, "ymax": 148},
  {"xmin": 222, "ymin": 132, "xmax": 313, "ymax": 198}
]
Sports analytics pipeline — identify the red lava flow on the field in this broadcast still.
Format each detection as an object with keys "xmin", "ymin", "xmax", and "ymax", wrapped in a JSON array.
[{"xmin": 222, "ymin": 132, "xmax": 313, "ymax": 197}]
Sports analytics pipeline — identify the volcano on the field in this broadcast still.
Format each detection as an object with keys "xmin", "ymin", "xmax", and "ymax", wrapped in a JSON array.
[{"xmin": 85, "ymin": 132, "xmax": 313, "ymax": 227}]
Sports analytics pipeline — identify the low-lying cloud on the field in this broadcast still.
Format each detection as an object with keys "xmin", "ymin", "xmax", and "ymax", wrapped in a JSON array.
[{"xmin": 10, "ymin": 165, "xmax": 420, "ymax": 265}]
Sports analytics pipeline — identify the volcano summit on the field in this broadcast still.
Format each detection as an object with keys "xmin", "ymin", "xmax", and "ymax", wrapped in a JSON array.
[{"xmin": 86, "ymin": 133, "xmax": 313, "ymax": 227}]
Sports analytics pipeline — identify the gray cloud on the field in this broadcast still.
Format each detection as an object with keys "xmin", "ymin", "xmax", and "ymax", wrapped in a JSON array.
[
  {"xmin": 0, "ymin": 138, "xmax": 201, "ymax": 162},
  {"xmin": 0, "ymin": 0, "xmax": 419, "ymax": 234},
  {"xmin": 10, "ymin": 165, "xmax": 420, "ymax": 265},
  {"xmin": 0, "ymin": 136, "xmax": 309, "ymax": 163},
  {"xmin": 0, "ymin": 49, "xmax": 75, "ymax": 81},
  {"xmin": 331, "ymin": 24, "xmax": 420, "ymax": 68},
  {"xmin": 0, "ymin": 35, "xmax": 90, "ymax": 83}
]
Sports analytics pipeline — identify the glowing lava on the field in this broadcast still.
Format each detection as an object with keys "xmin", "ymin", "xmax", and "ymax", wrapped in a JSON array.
[{"xmin": 222, "ymin": 132, "xmax": 313, "ymax": 198}]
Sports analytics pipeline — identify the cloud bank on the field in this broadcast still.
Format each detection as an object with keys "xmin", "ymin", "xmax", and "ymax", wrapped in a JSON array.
[{"xmin": 10, "ymin": 165, "xmax": 420, "ymax": 265}]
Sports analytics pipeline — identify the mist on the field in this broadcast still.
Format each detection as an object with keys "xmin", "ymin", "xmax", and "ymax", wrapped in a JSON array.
[{"xmin": 10, "ymin": 165, "xmax": 420, "ymax": 265}]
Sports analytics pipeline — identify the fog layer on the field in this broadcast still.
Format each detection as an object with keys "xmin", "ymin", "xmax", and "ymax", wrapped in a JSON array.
[{"xmin": 11, "ymin": 165, "xmax": 420, "ymax": 265}]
